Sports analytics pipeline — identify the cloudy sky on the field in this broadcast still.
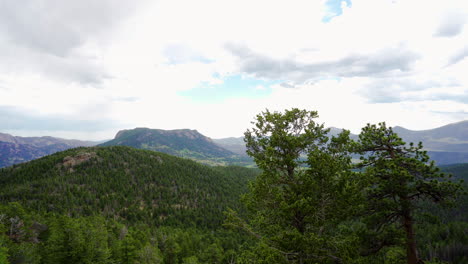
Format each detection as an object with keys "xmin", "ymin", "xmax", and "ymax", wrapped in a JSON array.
[{"xmin": 1, "ymin": 0, "xmax": 468, "ymax": 140}]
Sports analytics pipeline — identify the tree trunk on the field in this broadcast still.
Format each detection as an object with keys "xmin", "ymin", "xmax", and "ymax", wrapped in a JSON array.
[{"xmin": 402, "ymin": 212, "xmax": 420, "ymax": 264}]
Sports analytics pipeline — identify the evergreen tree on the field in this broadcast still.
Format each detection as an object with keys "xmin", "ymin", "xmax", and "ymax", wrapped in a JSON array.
[
  {"xmin": 228, "ymin": 108, "xmax": 362, "ymax": 263},
  {"xmin": 0, "ymin": 244, "xmax": 8, "ymax": 264},
  {"xmin": 356, "ymin": 122, "xmax": 463, "ymax": 264}
]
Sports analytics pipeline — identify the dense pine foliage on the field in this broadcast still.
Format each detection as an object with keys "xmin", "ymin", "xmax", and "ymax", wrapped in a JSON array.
[
  {"xmin": 0, "ymin": 202, "xmax": 251, "ymax": 264},
  {"xmin": 227, "ymin": 110, "xmax": 467, "ymax": 264},
  {"xmin": 0, "ymin": 146, "xmax": 257, "ymax": 229},
  {"xmin": 0, "ymin": 146, "xmax": 258, "ymax": 263},
  {"xmin": 414, "ymin": 164, "xmax": 468, "ymax": 264}
]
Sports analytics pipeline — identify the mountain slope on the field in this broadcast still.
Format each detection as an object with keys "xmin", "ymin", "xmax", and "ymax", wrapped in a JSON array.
[
  {"xmin": 100, "ymin": 128, "xmax": 250, "ymax": 165},
  {"xmin": 391, "ymin": 121, "xmax": 468, "ymax": 164},
  {"xmin": 213, "ymin": 137, "xmax": 247, "ymax": 156},
  {"xmin": 0, "ymin": 146, "xmax": 258, "ymax": 228},
  {"xmin": 213, "ymin": 128, "xmax": 361, "ymax": 159},
  {"xmin": 393, "ymin": 121, "xmax": 468, "ymax": 152},
  {"xmin": 439, "ymin": 163, "xmax": 468, "ymax": 181},
  {"xmin": 0, "ymin": 132, "xmax": 96, "ymax": 168},
  {"xmin": 214, "ymin": 121, "xmax": 468, "ymax": 165}
]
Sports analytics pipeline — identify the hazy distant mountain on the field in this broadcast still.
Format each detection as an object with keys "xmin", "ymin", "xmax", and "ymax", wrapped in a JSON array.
[
  {"xmin": 393, "ymin": 120, "xmax": 468, "ymax": 152},
  {"xmin": 100, "ymin": 128, "xmax": 251, "ymax": 166},
  {"xmin": 3, "ymin": 120, "xmax": 468, "ymax": 168},
  {"xmin": 329, "ymin": 123, "xmax": 468, "ymax": 165},
  {"xmin": 212, "ymin": 137, "xmax": 247, "ymax": 156},
  {"xmin": 0, "ymin": 132, "xmax": 97, "ymax": 168},
  {"xmin": 213, "ymin": 128, "xmax": 359, "ymax": 157},
  {"xmin": 388, "ymin": 121, "xmax": 468, "ymax": 164},
  {"xmin": 214, "ymin": 121, "xmax": 468, "ymax": 165}
]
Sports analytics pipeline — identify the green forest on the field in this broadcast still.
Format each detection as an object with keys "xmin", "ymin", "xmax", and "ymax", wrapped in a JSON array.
[{"xmin": 0, "ymin": 109, "xmax": 467, "ymax": 264}]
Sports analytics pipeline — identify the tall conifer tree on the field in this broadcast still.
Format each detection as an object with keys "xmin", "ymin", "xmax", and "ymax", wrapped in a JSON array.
[
  {"xmin": 357, "ymin": 122, "xmax": 462, "ymax": 264},
  {"xmin": 229, "ymin": 108, "xmax": 361, "ymax": 264}
]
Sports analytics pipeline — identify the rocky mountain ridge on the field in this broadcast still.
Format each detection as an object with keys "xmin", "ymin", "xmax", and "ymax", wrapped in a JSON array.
[
  {"xmin": 99, "ymin": 127, "xmax": 251, "ymax": 166},
  {"xmin": 3, "ymin": 120, "xmax": 468, "ymax": 167},
  {"xmin": 0, "ymin": 132, "xmax": 97, "ymax": 168}
]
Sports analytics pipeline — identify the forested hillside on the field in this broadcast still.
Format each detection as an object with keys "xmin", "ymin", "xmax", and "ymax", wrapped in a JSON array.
[
  {"xmin": 414, "ymin": 164, "xmax": 468, "ymax": 263},
  {"xmin": 0, "ymin": 146, "xmax": 257, "ymax": 228},
  {"xmin": 440, "ymin": 163, "xmax": 468, "ymax": 181},
  {"xmin": 0, "ymin": 146, "xmax": 258, "ymax": 263}
]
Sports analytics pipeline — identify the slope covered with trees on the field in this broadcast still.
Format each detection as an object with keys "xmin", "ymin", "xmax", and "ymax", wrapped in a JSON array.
[
  {"xmin": 0, "ymin": 146, "xmax": 259, "ymax": 263},
  {"xmin": 0, "ymin": 146, "xmax": 257, "ymax": 229}
]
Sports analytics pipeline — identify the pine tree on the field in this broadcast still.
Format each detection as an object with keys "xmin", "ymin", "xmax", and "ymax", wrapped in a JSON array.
[
  {"xmin": 228, "ymin": 108, "xmax": 362, "ymax": 264},
  {"xmin": 356, "ymin": 122, "xmax": 463, "ymax": 264}
]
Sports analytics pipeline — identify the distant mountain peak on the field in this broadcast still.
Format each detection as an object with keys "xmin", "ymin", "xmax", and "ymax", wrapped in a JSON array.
[
  {"xmin": 392, "ymin": 126, "xmax": 412, "ymax": 133},
  {"xmin": 114, "ymin": 128, "xmax": 203, "ymax": 139},
  {"xmin": 0, "ymin": 132, "xmax": 98, "ymax": 168},
  {"xmin": 451, "ymin": 119, "xmax": 468, "ymax": 124},
  {"xmin": 0, "ymin": 132, "xmax": 16, "ymax": 144},
  {"xmin": 101, "ymin": 127, "xmax": 240, "ymax": 165}
]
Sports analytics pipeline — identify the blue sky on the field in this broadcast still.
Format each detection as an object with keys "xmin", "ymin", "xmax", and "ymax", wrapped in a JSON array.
[
  {"xmin": 1, "ymin": 0, "xmax": 468, "ymax": 140},
  {"xmin": 323, "ymin": 0, "xmax": 352, "ymax": 22},
  {"xmin": 179, "ymin": 75, "xmax": 278, "ymax": 103}
]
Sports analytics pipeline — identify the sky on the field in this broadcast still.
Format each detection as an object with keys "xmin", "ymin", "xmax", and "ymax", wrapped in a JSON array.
[{"xmin": 1, "ymin": 0, "xmax": 468, "ymax": 141}]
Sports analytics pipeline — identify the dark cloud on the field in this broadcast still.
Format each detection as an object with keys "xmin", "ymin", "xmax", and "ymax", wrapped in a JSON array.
[
  {"xmin": 0, "ymin": 105, "xmax": 123, "ymax": 132},
  {"xmin": 447, "ymin": 46, "xmax": 468, "ymax": 66},
  {"xmin": 279, "ymin": 82, "xmax": 296, "ymax": 88},
  {"xmin": 0, "ymin": 44, "xmax": 111, "ymax": 84},
  {"xmin": 434, "ymin": 11, "xmax": 466, "ymax": 38},
  {"xmin": 0, "ymin": 0, "xmax": 146, "ymax": 84},
  {"xmin": 0, "ymin": 0, "xmax": 141, "ymax": 56},
  {"xmin": 225, "ymin": 43, "xmax": 420, "ymax": 84}
]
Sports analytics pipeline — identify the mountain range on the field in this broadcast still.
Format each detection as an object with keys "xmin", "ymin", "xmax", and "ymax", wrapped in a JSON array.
[
  {"xmin": 213, "ymin": 121, "xmax": 468, "ymax": 165},
  {"xmin": 0, "ymin": 133, "xmax": 97, "ymax": 168},
  {"xmin": 392, "ymin": 120, "xmax": 468, "ymax": 152},
  {"xmin": 2, "ymin": 120, "xmax": 468, "ymax": 168}
]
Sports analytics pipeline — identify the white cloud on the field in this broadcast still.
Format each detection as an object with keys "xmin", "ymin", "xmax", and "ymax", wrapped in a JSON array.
[{"xmin": 1, "ymin": 0, "xmax": 468, "ymax": 140}]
